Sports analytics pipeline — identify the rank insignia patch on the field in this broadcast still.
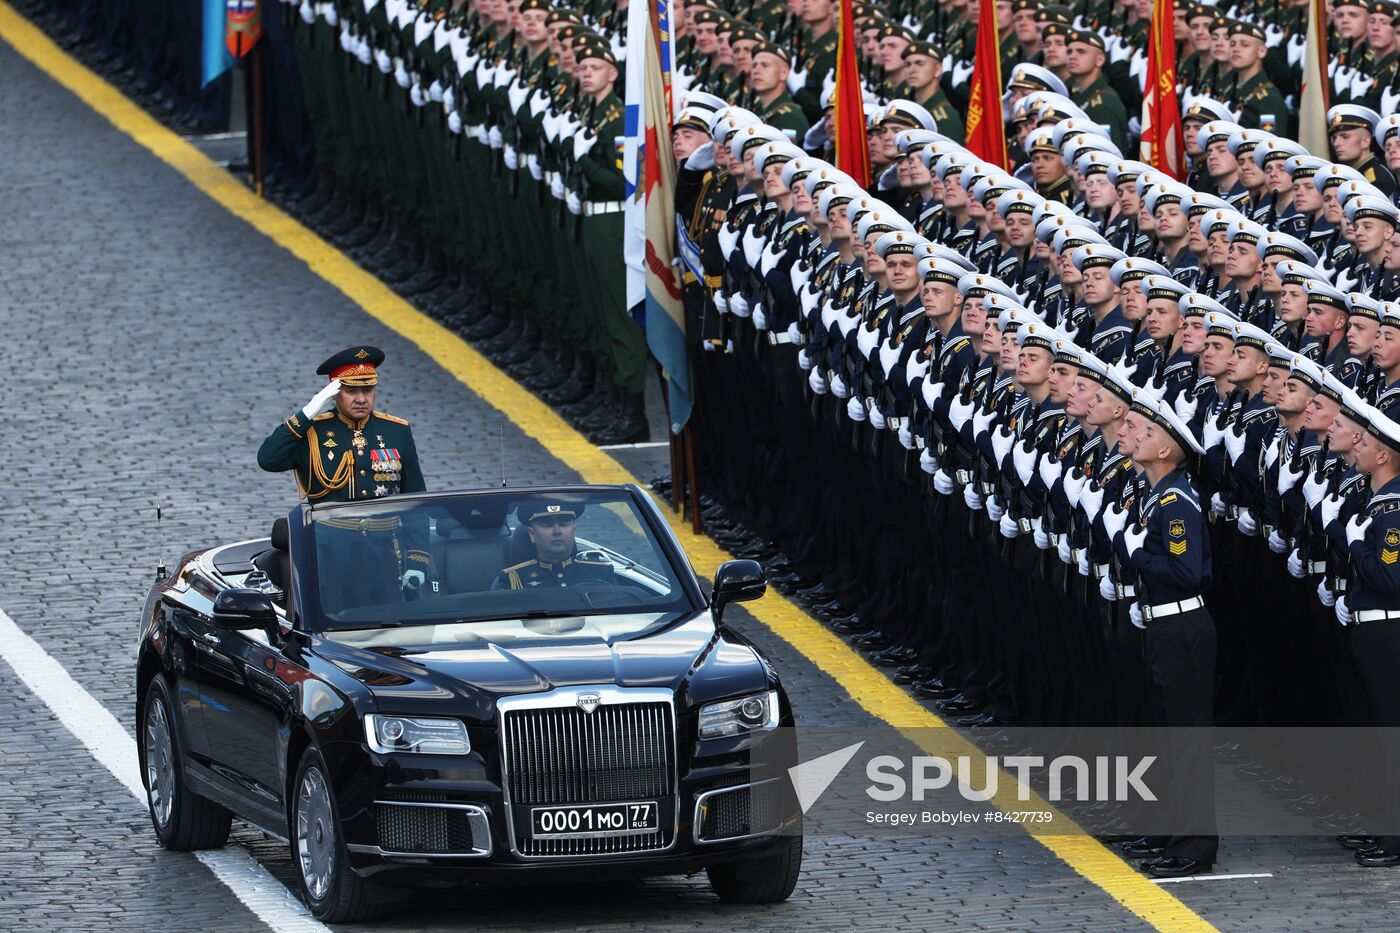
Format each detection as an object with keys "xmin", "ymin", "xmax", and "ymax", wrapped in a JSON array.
[
  {"xmin": 1169, "ymin": 519, "xmax": 1185, "ymax": 537},
  {"xmin": 1169, "ymin": 540, "xmax": 1187, "ymax": 555},
  {"xmin": 1386, "ymin": 528, "xmax": 1399, "ymax": 547},
  {"xmin": 1383, "ymin": 548, "xmax": 1399, "ymax": 565}
]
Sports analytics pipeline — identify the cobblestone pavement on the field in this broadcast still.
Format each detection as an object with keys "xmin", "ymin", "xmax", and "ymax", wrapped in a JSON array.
[{"xmin": 3, "ymin": 19, "xmax": 1400, "ymax": 932}]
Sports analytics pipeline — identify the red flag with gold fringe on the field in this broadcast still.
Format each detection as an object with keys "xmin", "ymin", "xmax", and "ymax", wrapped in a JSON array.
[
  {"xmin": 963, "ymin": 0, "xmax": 1008, "ymax": 170},
  {"xmin": 833, "ymin": 0, "xmax": 870, "ymax": 188}
]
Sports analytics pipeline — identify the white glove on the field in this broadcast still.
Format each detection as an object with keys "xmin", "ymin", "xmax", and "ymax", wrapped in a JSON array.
[
  {"xmin": 830, "ymin": 374, "xmax": 849, "ymax": 398},
  {"xmin": 1038, "ymin": 455, "xmax": 1062, "ymax": 489},
  {"xmin": 990, "ymin": 426, "xmax": 1015, "ymax": 465},
  {"xmin": 448, "ymin": 111, "xmax": 463, "ymax": 134},
  {"xmin": 1081, "ymin": 483, "xmax": 1105, "ymax": 522},
  {"xmin": 1268, "ymin": 530, "xmax": 1288, "ymax": 554},
  {"xmin": 489, "ymin": 125, "xmax": 505, "ymax": 149},
  {"xmin": 1320, "ymin": 493, "xmax": 1344, "ymax": 531},
  {"xmin": 1203, "ymin": 416, "xmax": 1224, "ymax": 450},
  {"xmin": 1336, "ymin": 595, "xmax": 1352, "ymax": 627},
  {"xmin": 972, "ymin": 406, "xmax": 996, "ymax": 439},
  {"xmin": 717, "ymin": 223, "xmax": 740, "ymax": 261},
  {"xmin": 428, "ymin": 79, "xmax": 444, "ymax": 103},
  {"xmin": 299, "ymin": 0, "xmax": 315, "ymax": 23},
  {"xmin": 920, "ymin": 449, "xmax": 939, "ymax": 474},
  {"xmin": 1317, "ymin": 580, "xmax": 1336, "ymax": 607},
  {"xmin": 549, "ymin": 173, "xmax": 565, "ymax": 199},
  {"xmin": 947, "ymin": 394, "xmax": 974, "ymax": 430},
  {"xmin": 898, "ymin": 422, "xmax": 914, "ymax": 450},
  {"xmin": 923, "ymin": 379, "xmax": 948, "ymax": 412},
  {"xmin": 323, "ymin": 2, "xmax": 338, "ymax": 25},
  {"xmin": 786, "ymin": 65, "xmax": 808, "ymax": 94},
  {"xmin": 1174, "ymin": 393, "xmax": 1198, "ymax": 422},
  {"xmin": 374, "ymin": 48, "xmax": 392, "ymax": 73},
  {"xmin": 394, "ymin": 59, "xmax": 411, "ymax": 89},
  {"xmin": 1101, "ymin": 504, "xmax": 1128, "ymax": 539},
  {"xmin": 1287, "ymin": 548, "xmax": 1306, "ymax": 579},
  {"xmin": 1129, "ymin": 601, "xmax": 1145, "ymax": 629},
  {"xmin": 1062, "ymin": 468, "xmax": 1087, "ymax": 508},
  {"xmin": 759, "ymin": 243, "xmax": 781, "ymax": 277},
  {"xmin": 869, "ymin": 407, "xmax": 887, "ymax": 431},
  {"xmin": 566, "ymin": 190, "xmax": 582, "ymax": 215},
  {"xmin": 730, "ymin": 293, "xmax": 751, "ymax": 317},
  {"xmin": 987, "ymin": 498, "xmax": 1006, "ymax": 522},
  {"xmin": 1078, "ymin": 554, "xmax": 1090, "ymax": 577},
  {"xmin": 1346, "ymin": 514, "xmax": 1372, "ymax": 546},
  {"xmin": 808, "ymin": 367, "xmax": 828, "ymax": 394},
  {"xmin": 1033, "ymin": 522, "xmax": 1051, "ymax": 550},
  {"xmin": 846, "ymin": 396, "xmax": 867, "ymax": 421},
  {"xmin": 999, "ymin": 512, "xmax": 1021, "ymax": 539},
  {"xmin": 1099, "ymin": 573, "xmax": 1118, "ymax": 601},
  {"xmin": 752, "ymin": 304, "xmax": 768, "ymax": 330},
  {"xmin": 741, "ymin": 227, "xmax": 764, "ymax": 268},
  {"xmin": 787, "ymin": 322, "xmax": 801, "ymax": 345},
  {"xmin": 1058, "ymin": 536, "xmax": 1072, "ymax": 564},
  {"xmin": 571, "ymin": 128, "xmax": 596, "ymax": 159},
  {"xmin": 1123, "ymin": 523, "xmax": 1147, "ymax": 556},
  {"xmin": 1303, "ymin": 467, "xmax": 1329, "ymax": 508},
  {"xmin": 503, "ymin": 142, "xmax": 518, "ymax": 169},
  {"xmin": 1237, "ymin": 509, "xmax": 1259, "ymax": 537},
  {"xmin": 1223, "ymin": 424, "xmax": 1246, "ymax": 464},
  {"xmin": 963, "ymin": 484, "xmax": 984, "ymax": 510},
  {"xmin": 1013, "ymin": 441, "xmax": 1037, "ymax": 486},
  {"xmin": 713, "ymin": 291, "xmax": 730, "ymax": 314},
  {"xmin": 1278, "ymin": 454, "xmax": 1304, "ymax": 496},
  {"xmin": 1210, "ymin": 493, "xmax": 1227, "ymax": 517},
  {"xmin": 301, "ymin": 380, "xmax": 342, "ymax": 420},
  {"xmin": 934, "ymin": 468, "xmax": 956, "ymax": 495},
  {"xmin": 401, "ymin": 569, "xmax": 425, "ymax": 590}
]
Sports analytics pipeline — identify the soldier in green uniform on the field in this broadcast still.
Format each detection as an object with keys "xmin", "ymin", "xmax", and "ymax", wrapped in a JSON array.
[
  {"xmin": 492, "ymin": 501, "xmax": 621, "ymax": 589},
  {"xmin": 1230, "ymin": 21, "xmax": 1291, "ymax": 138},
  {"xmin": 1066, "ymin": 30, "xmax": 1130, "ymax": 153},
  {"xmin": 258, "ymin": 346, "xmax": 431, "ymax": 604},
  {"xmin": 904, "ymin": 40, "xmax": 965, "ymax": 142},
  {"xmin": 1367, "ymin": 1, "xmax": 1400, "ymax": 111},
  {"xmin": 750, "ymin": 42, "xmax": 811, "ymax": 142},
  {"xmin": 793, "ymin": 0, "xmax": 839, "ymax": 122}
]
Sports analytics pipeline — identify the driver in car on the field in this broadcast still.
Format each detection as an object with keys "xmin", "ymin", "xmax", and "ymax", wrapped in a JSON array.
[{"xmin": 492, "ymin": 502, "xmax": 619, "ymax": 590}]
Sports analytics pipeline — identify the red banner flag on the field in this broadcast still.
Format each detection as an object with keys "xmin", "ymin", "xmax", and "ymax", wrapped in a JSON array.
[
  {"xmin": 833, "ymin": 0, "xmax": 870, "ymax": 188},
  {"xmin": 963, "ymin": 0, "xmax": 1008, "ymax": 169},
  {"xmin": 1138, "ymin": 0, "xmax": 1185, "ymax": 179}
]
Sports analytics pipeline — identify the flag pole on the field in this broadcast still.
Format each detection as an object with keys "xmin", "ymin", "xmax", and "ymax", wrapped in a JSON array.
[{"xmin": 250, "ymin": 38, "xmax": 266, "ymax": 198}]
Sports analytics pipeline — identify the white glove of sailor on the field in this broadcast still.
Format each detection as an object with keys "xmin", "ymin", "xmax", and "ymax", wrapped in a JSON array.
[
  {"xmin": 1123, "ymin": 522, "xmax": 1147, "ymax": 556},
  {"xmin": 1101, "ymin": 503, "xmax": 1128, "ymax": 539},
  {"xmin": 990, "ymin": 426, "xmax": 1015, "ymax": 465},
  {"xmin": 934, "ymin": 468, "xmax": 956, "ymax": 495},
  {"xmin": 1267, "ymin": 529, "xmax": 1288, "ymax": 554},
  {"xmin": 1346, "ymin": 514, "xmax": 1372, "ymax": 546},
  {"xmin": 1099, "ymin": 572, "xmax": 1118, "ymax": 601},
  {"xmin": 1080, "ymin": 482, "xmax": 1105, "ymax": 522},
  {"xmin": 1287, "ymin": 548, "xmax": 1306, "ymax": 579},
  {"xmin": 947, "ymin": 393, "xmax": 974, "ymax": 430},
  {"xmin": 1317, "ymin": 579, "xmax": 1336, "ymax": 607},
  {"xmin": 1057, "ymin": 536, "xmax": 1072, "ymax": 564},
  {"xmin": 1174, "ymin": 392, "xmax": 1198, "ymax": 423},
  {"xmin": 1303, "ymin": 467, "xmax": 1329, "ymax": 509},
  {"xmin": 1320, "ymin": 493, "xmax": 1345, "ymax": 531},
  {"xmin": 963, "ymin": 484, "xmax": 983, "ymax": 510},
  {"xmin": 401, "ymin": 569, "xmax": 425, "ymax": 590},
  {"xmin": 1223, "ymin": 423, "xmax": 1246, "ymax": 464},
  {"xmin": 986, "ymin": 497, "xmax": 1006, "ymax": 522},
  {"xmin": 1129, "ymin": 601, "xmax": 1145, "ymax": 629},
  {"xmin": 1278, "ymin": 453, "xmax": 1304, "ymax": 496},
  {"xmin": 846, "ymin": 396, "xmax": 867, "ymax": 421},
  {"xmin": 302, "ymin": 380, "xmax": 342, "ymax": 420},
  {"xmin": 920, "ymin": 449, "xmax": 939, "ymax": 474},
  {"xmin": 999, "ymin": 512, "xmax": 1021, "ymax": 539},
  {"xmin": 1236, "ymin": 508, "xmax": 1259, "ymax": 536},
  {"xmin": 1336, "ymin": 595, "xmax": 1353, "ymax": 627}
]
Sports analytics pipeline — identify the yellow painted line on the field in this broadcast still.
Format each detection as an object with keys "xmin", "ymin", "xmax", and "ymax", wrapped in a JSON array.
[{"xmin": 0, "ymin": 6, "xmax": 1215, "ymax": 930}]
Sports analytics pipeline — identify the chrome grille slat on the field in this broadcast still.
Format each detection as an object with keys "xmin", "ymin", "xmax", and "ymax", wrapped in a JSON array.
[{"xmin": 500, "ymin": 693, "xmax": 676, "ymax": 857}]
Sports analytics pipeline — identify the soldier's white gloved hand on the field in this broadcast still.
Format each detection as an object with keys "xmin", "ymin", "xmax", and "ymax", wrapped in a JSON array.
[
  {"xmin": 1320, "ymin": 493, "xmax": 1344, "ymax": 531},
  {"xmin": 947, "ymin": 393, "xmax": 974, "ymax": 430},
  {"xmin": 921, "ymin": 449, "xmax": 940, "ymax": 474},
  {"xmin": 1099, "ymin": 573, "xmax": 1117, "ymax": 601},
  {"xmin": 1210, "ymin": 492, "xmax": 1227, "ymax": 517},
  {"xmin": 786, "ymin": 64, "xmax": 808, "ymax": 94},
  {"xmin": 1078, "ymin": 553, "xmax": 1090, "ymax": 576},
  {"xmin": 1303, "ymin": 466, "xmax": 1329, "ymax": 507},
  {"xmin": 1317, "ymin": 579, "xmax": 1336, "ymax": 607},
  {"xmin": 963, "ymin": 484, "xmax": 983, "ymax": 511},
  {"xmin": 898, "ymin": 422, "xmax": 914, "ymax": 450},
  {"xmin": 502, "ymin": 143, "xmax": 518, "ymax": 169},
  {"xmin": 1336, "ymin": 595, "xmax": 1352, "ymax": 627},
  {"xmin": 323, "ymin": 2, "xmax": 338, "ymax": 25},
  {"xmin": 846, "ymin": 395, "xmax": 866, "ymax": 421},
  {"xmin": 972, "ymin": 406, "xmax": 996, "ymax": 439},
  {"xmin": 923, "ymin": 379, "xmax": 948, "ymax": 411},
  {"xmin": 1174, "ymin": 392, "xmax": 1198, "ymax": 422},
  {"xmin": 1236, "ymin": 508, "xmax": 1259, "ymax": 536},
  {"xmin": 356, "ymin": 35, "xmax": 372, "ymax": 65},
  {"xmin": 528, "ymin": 156, "xmax": 543, "ymax": 181},
  {"xmin": 1062, "ymin": 468, "xmax": 1087, "ymax": 508},
  {"xmin": 1033, "ymin": 519, "xmax": 1051, "ymax": 550},
  {"xmin": 752, "ymin": 303, "xmax": 768, "ymax": 330},
  {"xmin": 549, "ymin": 173, "xmax": 565, "ymax": 199},
  {"xmin": 428, "ymin": 79, "xmax": 444, "ymax": 102},
  {"xmin": 934, "ymin": 468, "xmax": 956, "ymax": 495},
  {"xmin": 759, "ymin": 242, "xmax": 781, "ymax": 276},
  {"xmin": 394, "ymin": 59, "xmax": 411, "ymax": 88},
  {"xmin": 1123, "ymin": 522, "xmax": 1147, "ymax": 556},
  {"xmin": 712, "ymin": 290, "xmax": 730, "ymax": 314},
  {"xmin": 730, "ymin": 293, "xmax": 751, "ymax": 317},
  {"xmin": 1080, "ymin": 482, "xmax": 1105, "ymax": 522},
  {"xmin": 717, "ymin": 222, "xmax": 740, "ymax": 261},
  {"xmin": 1130, "ymin": 601, "xmax": 1145, "ymax": 629},
  {"xmin": 1202, "ymin": 416, "xmax": 1224, "ymax": 450},
  {"xmin": 1278, "ymin": 454, "xmax": 1304, "ymax": 495},
  {"xmin": 1223, "ymin": 423, "xmax": 1247, "ymax": 464},
  {"xmin": 808, "ymin": 367, "xmax": 828, "ymax": 394},
  {"xmin": 1268, "ymin": 529, "xmax": 1288, "ymax": 554},
  {"xmin": 869, "ymin": 406, "xmax": 887, "ymax": 430},
  {"xmin": 1287, "ymin": 548, "xmax": 1306, "ymax": 579},
  {"xmin": 302, "ymin": 380, "xmax": 342, "ymax": 420},
  {"xmin": 830, "ymin": 374, "xmax": 848, "ymax": 398},
  {"xmin": 1038, "ymin": 454, "xmax": 1062, "ymax": 488},
  {"xmin": 401, "ymin": 569, "xmax": 425, "ymax": 590},
  {"xmin": 572, "ymin": 128, "xmax": 596, "ymax": 159},
  {"xmin": 1101, "ymin": 503, "xmax": 1128, "ymax": 539},
  {"xmin": 442, "ymin": 85, "xmax": 455, "ymax": 112},
  {"xmin": 741, "ymin": 227, "xmax": 764, "ymax": 267},
  {"xmin": 987, "ymin": 497, "xmax": 1006, "ymax": 522},
  {"xmin": 375, "ymin": 48, "xmax": 392, "ymax": 72},
  {"xmin": 566, "ymin": 190, "xmax": 582, "ymax": 215},
  {"xmin": 999, "ymin": 512, "xmax": 1020, "ymax": 539},
  {"xmin": 1013, "ymin": 440, "xmax": 1037, "ymax": 486},
  {"xmin": 990, "ymin": 426, "xmax": 1015, "ymax": 465},
  {"xmin": 300, "ymin": 0, "xmax": 316, "ymax": 23},
  {"xmin": 489, "ymin": 125, "xmax": 505, "ymax": 149},
  {"xmin": 1346, "ymin": 514, "xmax": 1372, "ymax": 545},
  {"xmin": 1058, "ymin": 536, "xmax": 1072, "ymax": 564},
  {"xmin": 448, "ymin": 110, "xmax": 463, "ymax": 134}
]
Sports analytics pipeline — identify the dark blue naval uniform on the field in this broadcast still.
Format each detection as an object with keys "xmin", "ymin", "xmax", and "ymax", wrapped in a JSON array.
[{"xmin": 491, "ymin": 552, "xmax": 619, "ymax": 590}]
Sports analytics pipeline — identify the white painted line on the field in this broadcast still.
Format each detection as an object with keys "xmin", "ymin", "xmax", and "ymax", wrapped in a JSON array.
[
  {"xmin": 1151, "ymin": 873, "xmax": 1274, "ymax": 885},
  {"xmin": 0, "ymin": 608, "xmax": 328, "ymax": 933},
  {"xmin": 597, "ymin": 441, "xmax": 671, "ymax": 450},
  {"xmin": 183, "ymin": 130, "xmax": 248, "ymax": 141}
]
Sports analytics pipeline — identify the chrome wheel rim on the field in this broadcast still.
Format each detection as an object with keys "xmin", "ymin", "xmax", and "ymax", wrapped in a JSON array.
[
  {"xmin": 144, "ymin": 695, "xmax": 176, "ymax": 829},
  {"xmin": 296, "ymin": 765, "xmax": 336, "ymax": 901}
]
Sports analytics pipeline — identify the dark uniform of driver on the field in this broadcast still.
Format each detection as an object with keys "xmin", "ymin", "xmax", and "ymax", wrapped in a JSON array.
[{"xmin": 493, "ymin": 501, "xmax": 618, "ymax": 589}]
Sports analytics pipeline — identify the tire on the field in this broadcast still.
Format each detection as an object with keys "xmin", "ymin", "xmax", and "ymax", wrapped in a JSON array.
[
  {"xmin": 291, "ymin": 748, "xmax": 383, "ymax": 923},
  {"xmin": 706, "ymin": 834, "xmax": 803, "ymax": 904},
  {"xmin": 142, "ymin": 677, "xmax": 232, "ymax": 851}
]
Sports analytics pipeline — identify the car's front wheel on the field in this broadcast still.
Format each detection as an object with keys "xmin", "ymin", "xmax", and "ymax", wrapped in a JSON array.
[
  {"xmin": 292, "ymin": 749, "xmax": 382, "ymax": 922},
  {"xmin": 142, "ymin": 677, "xmax": 231, "ymax": 850},
  {"xmin": 706, "ymin": 834, "xmax": 803, "ymax": 904}
]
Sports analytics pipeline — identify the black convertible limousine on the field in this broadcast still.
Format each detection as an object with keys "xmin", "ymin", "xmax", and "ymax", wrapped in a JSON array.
[{"xmin": 135, "ymin": 485, "xmax": 802, "ymax": 922}]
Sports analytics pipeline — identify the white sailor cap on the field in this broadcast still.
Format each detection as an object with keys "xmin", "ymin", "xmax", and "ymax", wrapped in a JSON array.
[{"xmin": 1110, "ymin": 256, "xmax": 1171, "ymax": 286}]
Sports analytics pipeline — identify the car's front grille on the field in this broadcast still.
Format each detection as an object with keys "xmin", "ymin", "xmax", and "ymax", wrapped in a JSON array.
[
  {"xmin": 372, "ymin": 801, "xmax": 490, "ymax": 856},
  {"xmin": 501, "ymin": 693, "xmax": 676, "ymax": 857}
]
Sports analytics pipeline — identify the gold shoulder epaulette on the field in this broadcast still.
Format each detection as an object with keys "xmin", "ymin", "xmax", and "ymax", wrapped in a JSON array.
[
  {"xmin": 573, "ymin": 558, "xmax": 612, "ymax": 566},
  {"xmin": 312, "ymin": 411, "xmax": 335, "ymax": 421},
  {"xmin": 502, "ymin": 559, "xmax": 538, "ymax": 572},
  {"xmin": 374, "ymin": 411, "xmax": 410, "ymax": 425}
]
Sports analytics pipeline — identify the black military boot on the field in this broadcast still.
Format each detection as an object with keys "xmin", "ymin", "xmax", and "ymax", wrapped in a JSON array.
[
  {"xmin": 544, "ymin": 354, "xmax": 596, "ymax": 405},
  {"xmin": 576, "ymin": 386, "xmax": 622, "ymax": 431},
  {"xmin": 589, "ymin": 392, "xmax": 650, "ymax": 445},
  {"xmin": 525, "ymin": 343, "xmax": 573, "ymax": 391},
  {"xmin": 478, "ymin": 311, "xmax": 526, "ymax": 354},
  {"xmin": 494, "ymin": 317, "xmax": 542, "ymax": 366}
]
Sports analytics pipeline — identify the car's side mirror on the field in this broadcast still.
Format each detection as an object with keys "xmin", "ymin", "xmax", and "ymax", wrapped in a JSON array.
[
  {"xmin": 213, "ymin": 588, "xmax": 279, "ymax": 639},
  {"xmin": 710, "ymin": 560, "xmax": 766, "ymax": 624}
]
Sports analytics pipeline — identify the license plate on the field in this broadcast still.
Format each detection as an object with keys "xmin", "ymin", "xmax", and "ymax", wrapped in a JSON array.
[{"xmin": 529, "ymin": 801, "xmax": 659, "ymax": 839}]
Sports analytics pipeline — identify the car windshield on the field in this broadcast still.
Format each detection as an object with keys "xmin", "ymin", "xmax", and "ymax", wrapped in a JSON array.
[{"xmin": 302, "ymin": 489, "xmax": 693, "ymax": 632}]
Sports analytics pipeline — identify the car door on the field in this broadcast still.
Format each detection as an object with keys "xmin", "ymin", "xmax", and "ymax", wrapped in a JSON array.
[{"xmin": 193, "ymin": 618, "xmax": 298, "ymax": 825}]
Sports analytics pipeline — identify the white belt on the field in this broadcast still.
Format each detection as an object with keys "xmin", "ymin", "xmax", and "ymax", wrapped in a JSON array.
[
  {"xmin": 1333, "ymin": 579, "xmax": 1350, "ymax": 593},
  {"xmin": 768, "ymin": 331, "xmax": 798, "ymax": 345},
  {"xmin": 1143, "ymin": 596, "xmax": 1206, "ymax": 622},
  {"xmin": 1355, "ymin": 609, "xmax": 1400, "ymax": 623},
  {"xmin": 583, "ymin": 200, "xmax": 625, "ymax": 215},
  {"xmin": 1072, "ymin": 547, "xmax": 1085, "ymax": 564},
  {"xmin": 1306, "ymin": 560, "xmax": 1327, "ymax": 574},
  {"xmin": 1049, "ymin": 532, "xmax": 1064, "ymax": 547},
  {"xmin": 1117, "ymin": 583, "xmax": 1136, "ymax": 599},
  {"xmin": 887, "ymin": 415, "xmax": 906, "ymax": 431},
  {"xmin": 954, "ymin": 469, "xmax": 974, "ymax": 485},
  {"xmin": 1093, "ymin": 563, "xmax": 1111, "ymax": 579}
]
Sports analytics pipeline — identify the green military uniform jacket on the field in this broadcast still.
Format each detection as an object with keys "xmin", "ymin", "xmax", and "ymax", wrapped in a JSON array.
[
  {"xmin": 756, "ymin": 90, "xmax": 810, "ymax": 142},
  {"xmin": 1236, "ymin": 70, "xmax": 1290, "ymax": 138},
  {"xmin": 918, "ymin": 87, "xmax": 964, "ymax": 143},
  {"xmin": 258, "ymin": 409, "xmax": 426, "ymax": 502},
  {"xmin": 1071, "ymin": 75, "xmax": 1130, "ymax": 153},
  {"xmin": 577, "ymin": 90, "xmax": 624, "ymax": 202},
  {"xmin": 795, "ymin": 27, "xmax": 838, "ymax": 122},
  {"xmin": 491, "ymin": 553, "xmax": 618, "ymax": 589}
]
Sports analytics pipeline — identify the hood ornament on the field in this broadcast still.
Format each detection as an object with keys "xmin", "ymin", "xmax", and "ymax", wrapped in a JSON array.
[{"xmin": 577, "ymin": 693, "xmax": 601, "ymax": 714}]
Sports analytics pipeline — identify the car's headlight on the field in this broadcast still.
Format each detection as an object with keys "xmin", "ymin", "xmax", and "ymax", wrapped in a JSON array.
[
  {"xmin": 364, "ymin": 714, "xmax": 471, "ymax": 755},
  {"xmin": 697, "ymin": 690, "xmax": 780, "ymax": 739}
]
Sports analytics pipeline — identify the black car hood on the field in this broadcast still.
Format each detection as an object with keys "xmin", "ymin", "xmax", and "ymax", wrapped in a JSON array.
[{"xmin": 316, "ymin": 611, "xmax": 769, "ymax": 719}]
